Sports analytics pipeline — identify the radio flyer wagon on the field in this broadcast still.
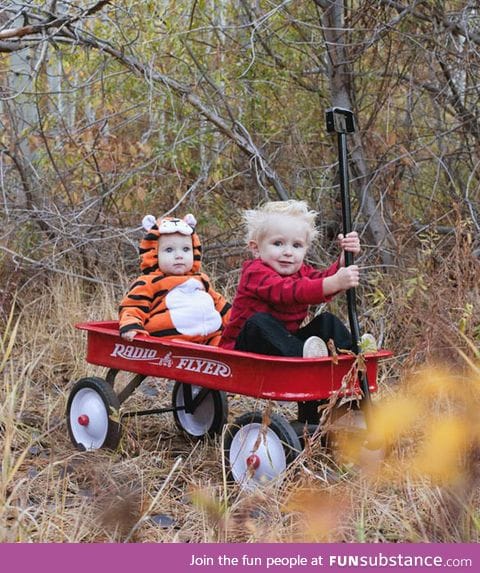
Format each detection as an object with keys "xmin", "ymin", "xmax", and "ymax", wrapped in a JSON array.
[
  {"xmin": 67, "ymin": 108, "xmax": 392, "ymax": 487},
  {"xmin": 68, "ymin": 321, "xmax": 391, "ymax": 485}
]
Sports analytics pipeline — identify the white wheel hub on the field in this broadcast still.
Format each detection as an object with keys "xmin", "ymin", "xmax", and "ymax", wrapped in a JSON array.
[
  {"xmin": 175, "ymin": 386, "xmax": 215, "ymax": 436},
  {"xmin": 229, "ymin": 423, "xmax": 287, "ymax": 487},
  {"xmin": 69, "ymin": 388, "xmax": 109, "ymax": 450}
]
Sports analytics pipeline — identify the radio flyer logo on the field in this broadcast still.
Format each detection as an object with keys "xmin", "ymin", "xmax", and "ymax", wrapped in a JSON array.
[
  {"xmin": 110, "ymin": 343, "xmax": 157, "ymax": 361},
  {"xmin": 110, "ymin": 343, "xmax": 231, "ymax": 377}
]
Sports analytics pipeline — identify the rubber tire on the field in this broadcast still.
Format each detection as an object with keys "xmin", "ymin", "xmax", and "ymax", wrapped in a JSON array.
[
  {"xmin": 224, "ymin": 411, "xmax": 302, "ymax": 488},
  {"xmin": 172, "ymin": 382, "xmax": 228, "ymax": 438},
  {"xmin": 325, "ymin": 403, "xmax": 367, "ymax": 460},
  {"xmin": 67, "ymin": 377, "xmax": 121, "ymax": 451},
  {"xmin": 325, "ymin": 402, "xmax": 367, "ymax": 436}
]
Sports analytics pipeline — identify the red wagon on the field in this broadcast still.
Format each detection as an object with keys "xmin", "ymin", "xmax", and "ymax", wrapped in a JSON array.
[
  {"xmin": 68, "ymin": 321, "xmax": 391, "ymax": 487},
  {"xmin": 68, "ymin": 108, "xmax": 392, "ymax": 487}
]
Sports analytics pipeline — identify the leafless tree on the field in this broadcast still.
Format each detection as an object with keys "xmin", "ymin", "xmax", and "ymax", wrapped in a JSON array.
[{"xmin": 0, "ymin": 0, "xmax": 478, "ymax": 285}]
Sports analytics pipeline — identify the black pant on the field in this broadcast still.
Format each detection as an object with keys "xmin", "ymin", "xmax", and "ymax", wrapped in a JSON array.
[{"xmin": 234, "ymin": 311, "xmax": 352, "ymax": 357}]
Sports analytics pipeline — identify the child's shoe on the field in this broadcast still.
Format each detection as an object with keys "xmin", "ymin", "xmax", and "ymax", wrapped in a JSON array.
[
  {"xmin": 303, "ymin": 336, "xmax": 328, "ymax": 358},
  {"xmin": 359, "ymin": 333, "xmax": 378, "ymax": 353}
]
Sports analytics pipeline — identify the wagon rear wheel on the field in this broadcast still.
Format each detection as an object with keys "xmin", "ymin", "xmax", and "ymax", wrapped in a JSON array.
[
  {"xmin": 172, "ymin": 382, "xmax": 228, "ymax": 438},
  {"xmin": 224, "ymin": 411, "xmax": 301, "ymax": 488},
  {"xmin": 67, "ymin": 377, "xmax": 121, "ymax": 451},
  {"xmin": 326, "ymin": 404, "xmax": 385, "ymax": 470}
]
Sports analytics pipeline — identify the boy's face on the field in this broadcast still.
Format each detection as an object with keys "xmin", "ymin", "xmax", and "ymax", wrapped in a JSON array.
[
  {"xmin": 250, "ymin": 216, "xmax": 309, "ymax": 276},
  {"xmin": 157, "ymin": 233, "xmax": 194, "ymax": 275}
]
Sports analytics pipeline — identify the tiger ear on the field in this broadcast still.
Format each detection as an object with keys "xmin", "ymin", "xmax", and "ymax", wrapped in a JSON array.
[
  {"xmin": 142, "ymin": 214, "xmax": 157, "ymax": 231},
  {"xmin": 183, "ymin": 213, "xmax": 197, "ymax": 229}
]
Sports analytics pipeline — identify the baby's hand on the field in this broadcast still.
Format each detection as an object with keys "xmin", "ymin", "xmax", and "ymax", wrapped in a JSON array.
[
  {"xmin": 121, "ymin": 330, "xmax": 141, "ymax": 341},
  {"xmin": 334, "ymin": 265, "xmax": 359, "ymax": 290},
  {"xmin": 338, "ymin": 232, "xmax": 360, "ymax": 255}
]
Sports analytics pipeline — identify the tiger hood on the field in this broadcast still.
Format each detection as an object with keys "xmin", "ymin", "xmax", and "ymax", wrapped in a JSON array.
[
  {"xmin": 139, "ymin": 213, "xmax": 202, "ymax": 275},
  {"xmin": 119, "ymin": 213, "xmax": 231, "ymax": 343}
]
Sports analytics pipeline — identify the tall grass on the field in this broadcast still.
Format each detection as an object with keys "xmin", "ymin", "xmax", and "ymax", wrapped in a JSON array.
[{"xmin": 0, "ymin": 247, "xmax": 479, "ymax": 542}]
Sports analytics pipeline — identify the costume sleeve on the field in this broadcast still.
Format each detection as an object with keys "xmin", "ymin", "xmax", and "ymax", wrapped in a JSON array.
[
  {"xmin": 244, "ymin": 262, "xmax": 339, "ymax": 306},
  {"xmin": 118, "ymin": 278, "xmax": 153, "ymax": 334},
  {"xmin": 203, "ymin": 278, "xmax": 232, "ymax": 327},
  {"xmin": 213, "ymin": 291, "xmax": 232, "ymax": 327}
]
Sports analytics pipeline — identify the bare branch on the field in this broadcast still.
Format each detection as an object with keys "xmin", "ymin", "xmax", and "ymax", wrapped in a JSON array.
[{"xmin": 380, "ymin": 0, "xmax": 480, "ymax": 45}]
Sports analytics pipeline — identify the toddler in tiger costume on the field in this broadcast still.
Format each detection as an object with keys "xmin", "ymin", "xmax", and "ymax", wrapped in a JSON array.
[{"xmin": 119, "ymin": 214, "xmax": 231, "ymax": 345}]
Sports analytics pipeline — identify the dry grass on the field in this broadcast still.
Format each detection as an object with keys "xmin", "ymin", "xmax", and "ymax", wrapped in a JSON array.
[{"xmin": 1, "ymin": 241, "xmax": 479, "ymax": 543}]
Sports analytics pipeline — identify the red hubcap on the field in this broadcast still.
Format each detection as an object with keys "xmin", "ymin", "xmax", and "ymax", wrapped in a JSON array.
[
  {"xmin": 78, "ymin": 414, "xmax": 89, "ymax": 426},
  {"xmin": 246, "ymin": 454, "xmax": 260, "ymax": 470}
]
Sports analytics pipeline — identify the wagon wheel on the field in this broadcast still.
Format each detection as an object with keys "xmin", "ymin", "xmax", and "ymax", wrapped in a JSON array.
[
  {"xmin": 326, "ymin": 403, "xmax": 385, "ymax": 470},
  {"xmin": 67, "ymin": 377, "xmax": 121, "ymax": 451},
  {"xmin": 224, "ymin": 411, "xmax": 302, "ymax": 488},
  {"xmin": 172, "ymin": 382, "xmax": 228, "ymax": 438}
]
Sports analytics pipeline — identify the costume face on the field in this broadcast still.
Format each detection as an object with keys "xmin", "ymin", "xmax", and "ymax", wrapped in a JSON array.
[
  {"xmin": 251, "ymin": 215, "xmax": 309, "ymax": 275},
  {"xmin": 157, "ymin": 233, "xmax": 194, "ymax": 275}
]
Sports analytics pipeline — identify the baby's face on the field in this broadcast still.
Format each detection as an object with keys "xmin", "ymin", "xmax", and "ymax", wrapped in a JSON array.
[
  {"xmin": 251, "ymin": 216, "xmax": 309, "ymax": 276},
  {"xmin": 157, "ymin": 233, "xmax": 194, "ymax": 275}
]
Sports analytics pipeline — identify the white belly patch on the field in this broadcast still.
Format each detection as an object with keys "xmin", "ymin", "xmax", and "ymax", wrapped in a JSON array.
[{"xmin": 165, "ymin": 279, "xmax": 222, "ymax": 336}]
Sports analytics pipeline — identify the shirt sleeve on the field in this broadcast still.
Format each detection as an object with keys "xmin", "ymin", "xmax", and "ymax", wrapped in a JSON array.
[
  {"xmin": 244, "ymin": 262, "xmax": 339, "ymax": 306},
  {"xmin": 304, "ymin": 258, "xmax": 340, "ymax": 280}
]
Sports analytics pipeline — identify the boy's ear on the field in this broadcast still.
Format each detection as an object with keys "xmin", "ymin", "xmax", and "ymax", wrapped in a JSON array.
[{"xmin": 248, "ymin": 240, "xmax": 260, "ymax": 258}]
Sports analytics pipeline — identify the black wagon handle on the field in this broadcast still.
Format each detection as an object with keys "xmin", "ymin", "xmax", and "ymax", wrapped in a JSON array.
[{"xmin": 326, "ymin": 108, "xmax": 372, "ymax": 405}]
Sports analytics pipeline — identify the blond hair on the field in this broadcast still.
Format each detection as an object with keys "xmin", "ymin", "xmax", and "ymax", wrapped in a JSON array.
[{"xmin": 244, "ymin": 200, "xmax": 319, "ymax": 245}]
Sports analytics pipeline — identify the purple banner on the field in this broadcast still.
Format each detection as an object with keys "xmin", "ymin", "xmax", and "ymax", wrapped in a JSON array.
[{"xmin": 0, "ymin": 543, "xmax": 477, "ymax": 573}]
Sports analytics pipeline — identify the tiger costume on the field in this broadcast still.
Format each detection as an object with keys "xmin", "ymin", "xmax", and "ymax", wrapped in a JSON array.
[{"xmin": 119, "ymin": 214, "xmax": 231, "ymax": 345}]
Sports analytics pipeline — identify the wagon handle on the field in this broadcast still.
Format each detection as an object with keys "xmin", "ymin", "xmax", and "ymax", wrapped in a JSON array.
[{"xmin": 326, "ymin": 108, "xmax": 372, "ymax": 408}]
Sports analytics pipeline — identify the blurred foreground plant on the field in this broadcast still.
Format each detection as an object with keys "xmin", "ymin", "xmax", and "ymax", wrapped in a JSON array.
[
  {"xmin": 340, "ymin": 362, "xmax": 480, "ymax": 487},
  {"xmin": 287, "ymin": 352, "xmax": 480, "ymax": 542}
]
